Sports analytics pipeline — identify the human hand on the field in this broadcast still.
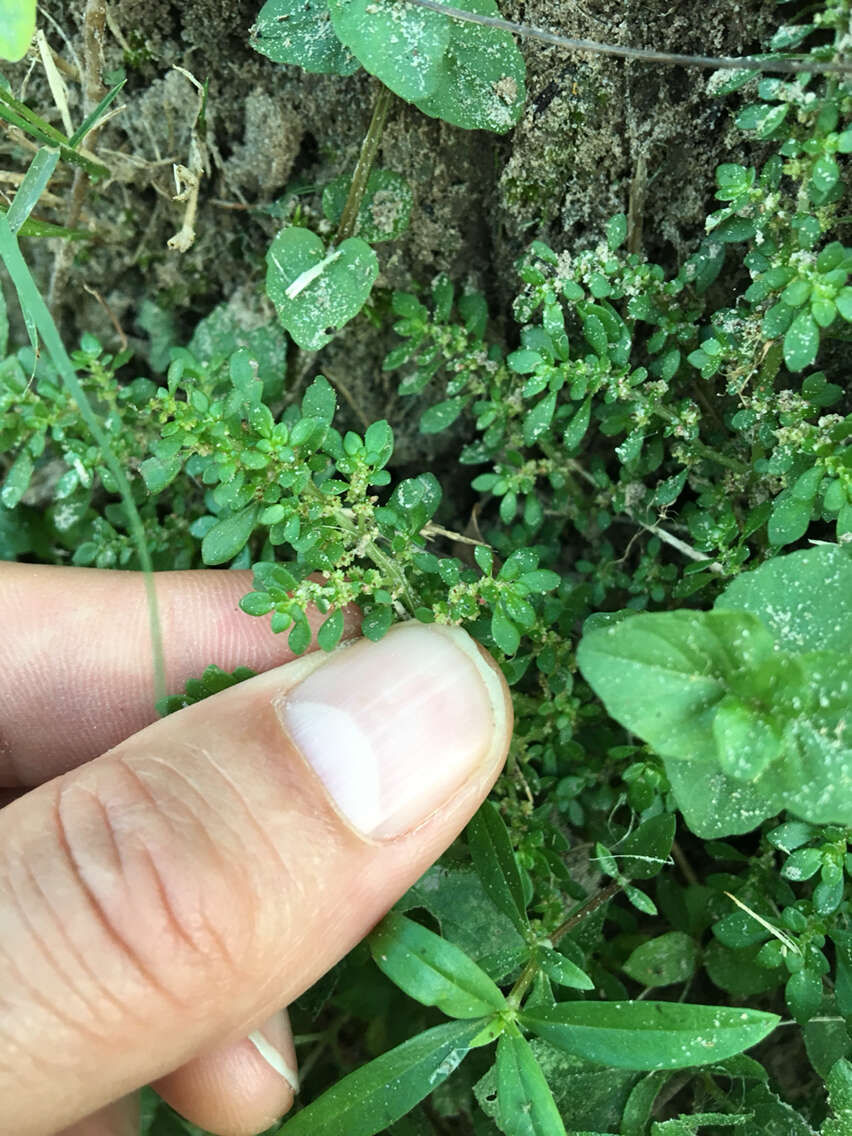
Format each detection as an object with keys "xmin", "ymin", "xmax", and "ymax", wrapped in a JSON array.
[{"xmin": 0, "ymin": 564, "xmax": 512, "ymax": 1136}]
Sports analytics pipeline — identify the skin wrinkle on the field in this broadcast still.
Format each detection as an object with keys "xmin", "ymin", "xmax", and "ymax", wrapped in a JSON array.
[
  {"xmin": 1, "ymin": 870, "xmax": 94, "ymax": 1049},
  {"xmin": 18, "ymin": 846, "xmax": 129, "ymax": 1037},
  {"xmin": 54, "ymin": 780, "xmax": 184, "ymax": 1014},
  {"xmin": 108, "ymin": 754, "xmax": 253, "ymax": 990},
  {"xmin": 127, "ymin": 749, "xmax": 263, "ymax": 967}
]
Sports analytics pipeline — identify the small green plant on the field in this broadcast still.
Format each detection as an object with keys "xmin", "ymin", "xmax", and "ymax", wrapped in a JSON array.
[{"xmin": 2, "ymin": 1, "xmax": 852, "ymax": 1134}]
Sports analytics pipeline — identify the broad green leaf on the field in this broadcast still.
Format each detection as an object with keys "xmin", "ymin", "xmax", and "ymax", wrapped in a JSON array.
[
  {"xmin": 519, "ymin": 1001, "xmax": 779, "ymax": 1070},
  {"xmin": 0, "ymin": 0, "xmax": 35, "ymax": 61},
  {"xmin": 576, "ymin": 610, "xmax": 775, "ymax": 764},
  {"xmin": 825, "ymin": 1058, "xmax": 852, "ymax": 1135},
  {"xmin": 322, "ymin": 168, "xmax": 413, "ymax": 242},
  {"xmin": 712, "ymin": 696, "xmax": 783, "ymax": 781},
  {"xmin": 467, "ymin": 800, "xmax": 529, "ymax": 934},
  {"xmin": 716, "ymin": 544, "xmax": 852, "ymax": 654},
  {"xmin": 410, "ymin": 0, "xmax": 526, "ymax": 132},
  {"xmin": 267, "ymin": 227, "xmax": 378, "ymax": 351},
  {"xmin": 369, "ymin": 912, "xmax": 507, "ymax": 1018},
  {"xmin": 328, "ymin": 0, "xmax": 451, "ymax": 100},
  {"xmin": 201, "ymin": 505, "xmax": 259, "ymax": 565},
  {"xmin": 277, "ymin": 1017, "xmax": 487, "ymax": 1135},
  {"xmin": 251, "ymin": 0, "xmax": 359, "ymax": 75},
  {"xmin": 398, "ymin": 865, "xmax": 526, "ymax": 972},
  {"xmin": 663, "ymin": 758, "xmax": 779, "ymax": 839},
  {"xmin": 496, "ymin": 1029, "xmax": 568, "ymax": 1136},
  {"xmin": 622, "ymin": 932, "xmax": 699, "ymax": 988}
]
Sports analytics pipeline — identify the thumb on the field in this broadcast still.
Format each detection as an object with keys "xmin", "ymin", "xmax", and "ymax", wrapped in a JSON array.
[{"xmin": 0, "ymin": 623, "xmax": 511, "ymax": 1136}]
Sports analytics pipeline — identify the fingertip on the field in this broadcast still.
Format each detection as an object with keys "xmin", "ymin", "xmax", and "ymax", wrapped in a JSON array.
[{"xmin": 153, "ymin": 1012, "xmax": 297, "ymax": 1136}]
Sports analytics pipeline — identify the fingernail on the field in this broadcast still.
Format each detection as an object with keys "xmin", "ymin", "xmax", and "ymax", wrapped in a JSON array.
[
  {"xmin": 276, "ymin": 623, "xmax": 505, "ymax": 840},
  {"xmin": 248, "ymin": 1012, "xmax": 299, "ymax": 1092}
]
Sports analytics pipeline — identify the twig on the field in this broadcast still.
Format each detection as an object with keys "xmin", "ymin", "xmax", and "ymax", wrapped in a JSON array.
[
  {"xmin": 82, "ymin": 283, "xmax": 128, "ymax": 350},
  {"xmin": 551, "ymin": 878, "xmax": 623, "ymax": 945},
  {"xmin": 402, "ymin": 0, "xmax": 852, "ymax": 76}
]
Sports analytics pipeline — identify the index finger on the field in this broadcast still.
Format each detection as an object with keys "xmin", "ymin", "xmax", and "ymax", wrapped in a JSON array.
[{"xmin": 0, "ymin": 563, "xmax": 359, "ymax": 787}]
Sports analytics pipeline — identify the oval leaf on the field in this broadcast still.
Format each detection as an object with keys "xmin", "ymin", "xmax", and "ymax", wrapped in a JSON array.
[
  {"xmin": 201, "ymin": 505, "xmax": 259, "ymax": 565},
  {"xmin": 252, "ymin": 0, "xmax": 359, "ymax": 74},
  {"xmin": 519, "ymin": 1001, "xmax": 779, "ymax": 1070},
  {"xmin": 369, "ymin": 912, "xmax": 507, "ymax": 1018}
]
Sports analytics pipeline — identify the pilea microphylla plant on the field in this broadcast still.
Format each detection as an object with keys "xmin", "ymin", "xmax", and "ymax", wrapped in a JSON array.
[{"xmin": 1, "ymin": 0, "xmax": 852, "ymax": 1131}]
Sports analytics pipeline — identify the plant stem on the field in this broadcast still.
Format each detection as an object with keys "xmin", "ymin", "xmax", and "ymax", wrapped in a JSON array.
[
  {"xmin": 335, "ymin": 83, "xmax": 393, "ymax": 245},
  {"xmin": 550, "ymin": 879, "xmax": 623, "ymax": 946}
]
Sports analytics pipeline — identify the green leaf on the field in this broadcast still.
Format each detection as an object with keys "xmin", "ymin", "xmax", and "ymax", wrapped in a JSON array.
[
  {"xmin": 576, "ymin": 610, "xmax": 775, "ymax": 764},
  {"xmin": 783, "ymin": 310, "xmax": 819, "ymax": 372},
  {"xmin": 523, "ymin": 391, "xmax": 556, "ymax": 446},
  {"xmin": 662, "ymin": 757, "xmax": 778, "ymax": 839},
  {"xmin": 369, "ymin": 912, "xmax": 507, "ymax": 1018},
  {"xmin": 716, "ymin": 545, "xmax": 852, "ymax": 654},
  {"xmin": 0, "ymin": 449, "xmax": 33, "ymax": 508},
  {"xmin": 538, "ymin": 946, "xmax": 594, "ymax": 991},
  {"xmin": 317, "ymin": 608, "xmax": 344, "ymax": 652},
  {"xmin": 201, "ymin": 505, "xmax": 259, "ymax": 565},
  {"xmin": 786, "ymin": 968, "xmax": 823, "ymax": 1025},
  {"xmin": 712, "ymin": 695, "xmax": 783, "ymax": 781},
  {"xmin": 410, "ymin": 0, "xmax": 526, "ymax": 133},
  {"xmin": 139, "ymin": 453, "xmax": 183, "ymax": 495},
  {"xmin": 267, "ymin": 227, "xmax": 378, "ymax": 351},
  {"xmin": 582, "ymin": 313, "xmax": 608, "ymax": 356},
  {"xmin": 278, "ymin": 1018, "xmax": 487, "ymax": 1135},
  {"xmin": 492, "ymin": 606, "xmax": 521, "ymax": 655},
  {"xmin": 606, "ymin": 213, "xmax": 628, "ymax": 251},
  {"xmin": 322, "ymin": 168, "xmax": 413, "ymax": 242},
  {"xmin": 467, "ymin": 801, "xmax": 529, "ymax": 933},
  {"xmin": 519, "ymin": 1002, "xmax": 779, "ymax": 1070},
  {"xmin": 622, "ymin": 932, "xmax": 699, "ymax": 988},
  {"xmin": 328, "ymin": 0, "xmax": 450, "ymax": 100},
  {"xmin": 301, "ymin": 375, "xmax": 337, "ymax": 424},
  {"xmin": 496, "ymin": 1029, "xmax": 568, "ymax": 1136},
  {"xmin": 251, "ymin": 0, "xmax": 359, "ymax": 74},
  {"xmin": 617, "ymin": 813, "xmax": 677, "ymax": 880},
  {"xmin": 420, "ymin": 397, "xmax": 465, "ymax": 434},
  {"xmin": 0, "ymin": 0, "xmax": 35, "ymax": 61},
  {"xmin": 811, "ymin": 154, "xmax": 840, "ymax": 195},
  {"xmin": 563, "ymin": 396, "xmax": 592, "ymax": 451},
  {"xmin": 767, "ymin": 490, "xmax": 812, "ymax": 546}
]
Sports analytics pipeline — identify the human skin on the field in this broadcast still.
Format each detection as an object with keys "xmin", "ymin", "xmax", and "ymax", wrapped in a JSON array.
[{"xmin": 0, "ymin": 564, "xmax": 512, "ymax": 1136}]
